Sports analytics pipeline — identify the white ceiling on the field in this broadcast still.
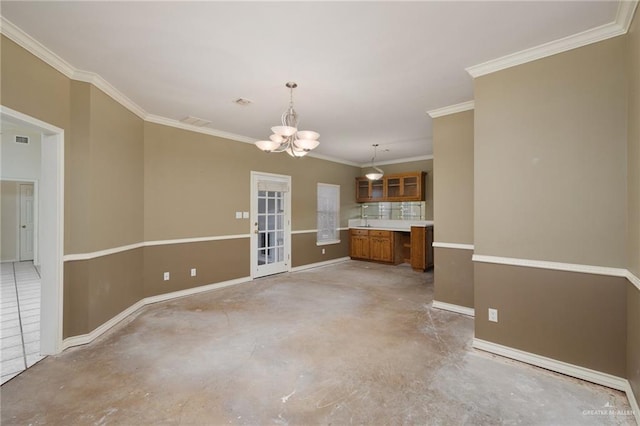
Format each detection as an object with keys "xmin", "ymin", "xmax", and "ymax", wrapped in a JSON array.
[{"xmin": 0, "ymin": 1, "xmax": 623, "ymax": 165}]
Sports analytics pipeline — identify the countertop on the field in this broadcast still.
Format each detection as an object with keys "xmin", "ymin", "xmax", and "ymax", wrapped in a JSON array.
[{"xmin": 348, "ymin": 219, "xmax": 433, "ymax": 232}]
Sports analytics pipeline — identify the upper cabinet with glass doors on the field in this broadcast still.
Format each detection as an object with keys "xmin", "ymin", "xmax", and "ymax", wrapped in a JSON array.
[{"xmin": 355, "ymin": 172, "xmax": 426, "ymax": 203}]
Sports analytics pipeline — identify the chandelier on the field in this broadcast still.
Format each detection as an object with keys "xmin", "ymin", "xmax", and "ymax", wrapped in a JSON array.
[
  {"xmin": 365, "ymin": 144, "xmax": 384, "ymax": 180},
  {"xmin": 254, "ymin": 82, "xmax": 320, "ymax": 157}
]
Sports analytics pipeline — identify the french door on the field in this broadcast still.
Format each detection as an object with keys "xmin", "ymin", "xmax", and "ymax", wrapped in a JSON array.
[{"xmin": 250, "ymin": 172, "xmax": 291, "ymax": 278}]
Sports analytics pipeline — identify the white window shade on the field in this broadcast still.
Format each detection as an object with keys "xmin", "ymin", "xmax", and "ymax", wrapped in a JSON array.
[
  {"xmin": 317, "ymin": 183, "xmax": 340, "ymax": 245},
  {"xmin": 257, "ymin": 180, "xmax": 289, "ymax": 192}
]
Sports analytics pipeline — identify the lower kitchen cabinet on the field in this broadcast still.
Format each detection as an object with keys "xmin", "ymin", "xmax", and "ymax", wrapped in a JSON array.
[
  {"xmin": 350, "ymin": 229, "xmax": 370, "ymax": 260},
  {"xmin": 349, "ymin": 229, "xmax": 402, "ymax": 265},
  {"xmin": 410, "ymin": 226, "xmax": 434, "ymax": 271},
  {"xmin": 369, "ymin": 230, "xmax": 396, "ymax": 263},
  {"xmin": 350, "ymin": 226, "xmax": 433, "ymax": 270}
]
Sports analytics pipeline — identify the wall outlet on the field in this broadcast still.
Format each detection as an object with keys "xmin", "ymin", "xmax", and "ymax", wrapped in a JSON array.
[
  {"xmin": 190, "ymin": 268, "xmax": 197, "ymax": 277},
  {"xmin": 322, "ymin": 248, "xmax": 326, "ymax": 255},
  {"xmin": 163, "ymin": 272, "xmax": 170, "ymax": 281},
  {"xmin": 488, "ymin": 308, "xmax": 498, "ymax": 322},
  {"xmin": 235, "ymin": 211, "xmax": 242, "ymax": 219}
]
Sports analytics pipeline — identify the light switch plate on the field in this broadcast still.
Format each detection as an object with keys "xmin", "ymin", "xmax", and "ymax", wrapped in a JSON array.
[
  {"xmin": 235, "ymin": 211, "xmax": 242, "ymax": 219},
  {"xmin": 242, "ymin": 211, "xmax": 249, "ymax": 219}
]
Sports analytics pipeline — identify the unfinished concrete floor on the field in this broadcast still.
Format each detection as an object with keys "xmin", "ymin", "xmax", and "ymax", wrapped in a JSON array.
[{"xmin": 1, "ymin": 261, "xmax": 635, "ymax": 425}]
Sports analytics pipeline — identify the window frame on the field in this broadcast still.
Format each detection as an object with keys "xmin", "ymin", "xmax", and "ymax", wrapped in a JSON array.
[{"xmin": 316, "ymin": 183, "xmax": 341, "ymax": 246}]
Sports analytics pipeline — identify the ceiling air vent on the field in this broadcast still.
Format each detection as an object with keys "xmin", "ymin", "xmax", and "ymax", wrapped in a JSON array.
[
  {"xmin": 15, "ymin": 135, "xmax": 30, "ymax": 144},
  {"xmin": 234, "ymin": 98, "xmax": 252, "ymax": 106},
  {"xmin": 180, "ymin": 116, "xmax": 211, "ymax": 127}
]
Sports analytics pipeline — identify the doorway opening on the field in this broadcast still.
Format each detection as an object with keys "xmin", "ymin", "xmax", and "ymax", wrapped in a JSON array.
[
  {"xmin": 1, "ymin": 106, "xmax": 64, "ymax": 383},
  {"xmin": 250, "ymin": 172, "xmax": 291, "ymax": 279}
]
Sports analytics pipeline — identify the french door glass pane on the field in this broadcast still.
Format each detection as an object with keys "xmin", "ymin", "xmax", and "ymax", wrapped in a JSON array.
[{"xmin": 257, "ymin": 189, "xmax": 285, "ymax": 265}]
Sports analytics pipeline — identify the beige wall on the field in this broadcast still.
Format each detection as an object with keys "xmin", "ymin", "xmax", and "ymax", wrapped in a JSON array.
[
  {"xmin": 1, "ymin": 181, "xmax": 19, "ymax": 261},
  {"xmin": 360, "ymin": 159, "xmax": 434, "ymax": 220},
  {"xmin": 433, "ymin": 247, "xmax": 474, "ymax": 308},
  {"xmin": 626, "ymin": 10, "xmax": 640, "ymax": 410},
  {"xmin": 475, "ymin": 37, "xmax": 627, "ymax": 267},
  {"xmin": 3, "ymin": 35, "xmax": 361, "ymax": 339},
  {"xmin": 144, "ymin": 122, "xmax": 360, "ymax": 240},
  {"xmin": 433, "ymin": 110, "xmax": 473, "ymax": 245},
  {"xmin": 143, "ymin": 240, "xmax": 250, "ymax": 298},
  {"xmin": 475, "ymin": 263, "xmax": 627, "ymax": 377},
  {"xmin": 431, "ymin": 110, "xmax": 474, "ymax": 309},
  {"xmin": 1, "ymin": 36, "xmax": 71, "ymax": 131},
  {"xmin": 88, "ymin": 86, "xmax": 144, "ymax": 252},
  {"xmin": 64, "ymin": 249, "xmax": 144, "ymax": 338},
  {"xmin": 473, "ymin": 35, "xmax": 630, "ymax": 380},
  {"xmin": 292, "ymin": 230, "xmax": 350, "ymax": 267},
  {"xmin": 67, "ymin": 82, "xmax": 145, "ymax": 254}
]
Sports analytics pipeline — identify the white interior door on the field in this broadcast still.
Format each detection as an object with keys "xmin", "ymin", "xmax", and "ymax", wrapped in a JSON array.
[
  {"xmin": 251, "ymin": 172, "xmax": 291, "ymax": 278},
  {"xmin": 19, "ymin": 183, "xmax": 35, "ymax": 261}
]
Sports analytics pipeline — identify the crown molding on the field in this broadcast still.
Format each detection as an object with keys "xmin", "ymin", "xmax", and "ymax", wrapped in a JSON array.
[
  {"xmin": 466, "ymin": 0, "xmax": 638, "ymax": 78},
  {"xmin": 146, "ymin": 114, "xmax": 360, "ymax": 167},
  {"xmin": 145, "ymin": 114, "xmax": 256, "ymax": 144},
  {"xmin": 1, "ymin": 16, "xmax": 75, "ymax": 79},
  {"xmin": 73, "ymin": 70, "xmax": 147, "ymax": 119},
  {"xmin": 617, "ymin": 0, "xmax": 640, "ymax": 32},
  {"xmin": 427, "ymin": 101, "xmax": 475, "ymax": 118},
  {"xmin": 358, "ymin": 154, "xmax": 434, "ymax": 168},
  {"xmin": 0, "ymin": 15, "xmax": 376, "ymax": 167},
  {"xmin": 303, "ymin": 151, "xmax": 361, "ymax": 167}
]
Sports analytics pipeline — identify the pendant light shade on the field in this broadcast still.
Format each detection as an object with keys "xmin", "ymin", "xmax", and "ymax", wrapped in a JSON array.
[{"xmin": 366, "ymin": 144, "xmax": 384, "ymax": 180}]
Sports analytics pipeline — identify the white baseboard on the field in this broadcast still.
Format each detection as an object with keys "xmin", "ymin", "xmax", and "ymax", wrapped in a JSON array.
[
  {"xmin": 473, "ymin": 338, "xmax": 638, "ymax": 422},
  {"xmin": 432, "ymin": 300, "xmax": 475, "ymax": 317},
  {"xmin": 60, "ymin": 258, "xmax": 351, "ymax": 351},
  {"xmin": 624, "ymin": 382, "xmax": 640, "ymax": 424},
  {"xmin": 62, "ymin": 276, "xmax": 251, "ymax": 350},
  {"xmin": 473, "ymin": 338, "xmax": 627, "ymax": 390},
  {"xmin": 290, "ymin": 257, "xmax": 350, "ymax": 272},
  {"xmin": 61, "ymin": 258, "xmax": 351, "ymax": 350},
  {"xmin": 144, "ymin": 276, "xmax": 251, "ymax": 305},
  {"xmin": 62, "ymin": 299, "xmax": 146, "ymax": 350}
]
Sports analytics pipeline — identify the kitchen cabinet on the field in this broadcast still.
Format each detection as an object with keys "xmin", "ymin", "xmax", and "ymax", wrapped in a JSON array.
[
  {"xmin": 349, "ymin": 229, "xmax": 401, "ymax": 264},
  {"xmin": 369, "ymin": 230, "xmax": 395, "ymax": 263},
  {"xmin": 350, "ymin": 229, "xmax": 370, "ymax": 260},
  {"xmin": 350, "ymin": 226, "xmax": 433, "ymax": 271},
  {"xmin": 355, "ymin": 172, "xmax": 425, "ymax": 203},
  {"xmin": 356, "ymin": 178, "xmax": 385, "ymax": 202},
  {"xmin": 410, "ymin": 225, "xmax": 434, "ymax": 271}
]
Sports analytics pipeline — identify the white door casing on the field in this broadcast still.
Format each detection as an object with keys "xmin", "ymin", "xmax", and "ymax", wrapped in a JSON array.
[
  {"xmin": 250, "ymin": 171, "xmax": 291, "ymax": 279},
  {"xmin": 19, "ymin": 183, "xmax": 35, "ymax": 261},
  {"xmin": 2, "ymin": 106, "xmax": 64, "ymax": 355}
]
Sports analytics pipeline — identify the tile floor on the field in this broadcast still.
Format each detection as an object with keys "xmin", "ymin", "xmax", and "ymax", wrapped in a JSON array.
[{"xmin": 1, "ymin": 261, "xmax": 44, "ymax": 384}]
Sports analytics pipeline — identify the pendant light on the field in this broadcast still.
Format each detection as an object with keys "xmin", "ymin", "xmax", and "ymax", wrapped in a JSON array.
[
  {"xmin": 365, "ymin": 144, "xmax": 384, "ymax": 180},
  {"xmin": 254, "ymin": 82, "xmax": 320, "ymax": 158}
]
